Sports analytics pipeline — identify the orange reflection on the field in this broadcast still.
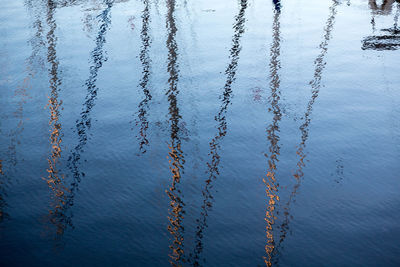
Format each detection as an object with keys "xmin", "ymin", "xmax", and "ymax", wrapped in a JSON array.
[
  {"xmin": 191, "ymin": 1, "xmax": 248, "ymax": 265},
  {"xmin": 164, "ymin": 0, "xmax": 186, "ymax": 265},
  {"xmin": 263, "ymin": 1, "xmax": 282, "ymax": 266},
  {"xmin": 43, "ymin": 0, "xmax": 69, "ymax": 237},
  {"xmin": 166, "ymin": 141, "xmax": 185, "ymax": 265}
]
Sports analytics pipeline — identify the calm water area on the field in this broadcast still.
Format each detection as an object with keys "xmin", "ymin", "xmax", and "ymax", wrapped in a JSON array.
[{"xmin": 0, "ymin": 0, "xmax": 400, "ymax": 266}]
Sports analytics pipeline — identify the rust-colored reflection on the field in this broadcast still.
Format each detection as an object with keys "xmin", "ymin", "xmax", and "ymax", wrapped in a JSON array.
[
  {"xmin": 263, "ymin": 1, "xmax": 282, "ymax": 266},
  {"xmin": 190, "ymin": 1, "xmax": 248, "ymax": 265},
  {"xmin": 164, "ymin": 0, "xmax": 186, "ymax": 265},
  {"xmin": 136, "ymin": 0, "xmax": 153, "ymax": 154},
  {"xmin": 275, "ymin": 1, "xmax": 339, "ymax": 263},
  {"xmin": 67, "ymin": 0, "xmax": 113, "ymax": 207},
  {"xmin": 43, "ymin": 0, "xmax": 69, "ymax": 237}
]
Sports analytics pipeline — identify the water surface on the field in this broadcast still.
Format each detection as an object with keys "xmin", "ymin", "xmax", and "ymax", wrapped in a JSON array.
[{"xmin": 0, "ymin": 0, "xmax": 400, "ymax": 266}]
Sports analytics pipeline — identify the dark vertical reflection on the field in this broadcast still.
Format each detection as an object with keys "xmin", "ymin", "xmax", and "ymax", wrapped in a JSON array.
[
  {"xmin": 164, "ymin": 0, "xmax": 186, "ymax": 265},
  {"xmin": 44, "ymin": 0, "xmax": 69, "ymax": 237},
  {"xmin": 135, "ymin": 0, "xmax": 152, "ymax": 154},
  {"xmin": 190, "ymin": 1, "xmax": 248, "ymax": 265},
  {"xmin": 0, "ymin": 0, "xmax": 46, "ymax": 224},
  {"xmin": 263, "ymin": 1, "xmax": 282, "ymax": 266},
  {"xmin": 65, "ymin": 0, "xmax": 114, "ymax": 224},
  {"xmin": 275, "ymin": 1, "xmax": 339, "ymax": 263},
  {"xmin": 395, "ymin": 2, "xmax": 400, "ymax": 30}
]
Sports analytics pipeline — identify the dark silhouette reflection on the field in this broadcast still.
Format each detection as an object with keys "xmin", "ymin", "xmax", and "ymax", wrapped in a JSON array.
[
  {"xmin": 369, "ymin": 0, "xmax": 399, "ymax": 15},
  {"xmin": 275, "ymin": 1, "xmax": 340, "ymax": 263},
  {"xmin": 135, "ymin": 0, "xmax": 152, "ymax": 154},
  {"xmin": 43, "ymin": 0, "xmax": 70, "ymax": 237},
  {"xmin": 0, "ymin": 0, "xmax": 45, "ymax": 224},
  {"xmin": 64, "ymin": 0, "xmax": 114, "ymax": 226},
  {"xmin": 190, "ymin": 1, "xmax": 248, "ymax": 265},
  {"xmin": 164, "ymin": 0, "xmax": 186, "ymax": 265},
  {"xmin": 362, "ymin": 34, "xmax": 400, "ymax": 50},
  {"xmin": 263, "ymin": 1, "xmax": 282, "ymax": 266},
  {"xmin": 363, "ymin": 1, "xmax": 400, "ymax": 50},
  {"xmin": 273, "ymin": 0, "xmax": 281, "ymax": 12}
]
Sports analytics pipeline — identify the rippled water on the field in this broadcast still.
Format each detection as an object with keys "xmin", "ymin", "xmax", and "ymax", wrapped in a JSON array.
[{"xmin": 1, "ymin": 0, "xmax": 400, "ymax": 266}]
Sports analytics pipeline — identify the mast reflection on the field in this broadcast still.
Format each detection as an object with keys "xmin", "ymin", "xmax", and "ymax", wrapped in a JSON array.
[
  {"xmin": 136, "ymin": 0, "xmax": 152, "ymax": 154},
  {"xmin": 275, "ymin": 0, "xmax": 339, "ymax": 263},
  {"xmin": 0, "ymin": 0, "xmax": 45, "ymax": 224},
  {"xmin": 65, "ymin": 0, "xmax": 114, "ymax": 222},
  {"xmin": 164, "ymin": 0, "xmax": 186, "ymax": 265},
  {"xmin": 44, "ymin": 0, "xmax": 69, "ymax": 237},
  {"xmin": 191, "ymin": 1, "xmax": 248, "ymax": 265},
  {"xmin": 263, "ymin": 1, "xmax": 282, "ymax": 266}
]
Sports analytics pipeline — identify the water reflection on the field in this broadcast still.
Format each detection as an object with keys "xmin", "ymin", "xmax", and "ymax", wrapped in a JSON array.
[
  {"xmin": 0, "ymin": 160, "xmax": 7, "ymax": 223},
  {"xmin": 0, "ymin": 73, "xmax": 30, "ymax": 222},
  {"xmin": 65, "ymin": 0, "xmax": 114, "ymax": 228},
  {"xmin": 44, "ymin": 0, "xmax": 70, "ymax": 238},
  {"xmin": 364, "ymin": 0, "xmax": 400, "ymax": 50},
  {"xmin": 0, "ymin": 0, "xmax": 46, "ymax": 224},
  {"xmin": 164, "ymin": 0, "xmax": 186, "ymax": 265},
  {"xmin": 135, "ymin": 0, "xmax": 152, "ymax": 154},
  {"xmin": 191, "ymin": 1, "xmax": 248, "ymax": 265},
  {"xmin": 276, "ymin": 0, "xmax": 340, "ymax": 262},
  {"xmin": 369, "ymin": 0, "xmax": 398, "ymax": 15},
  {"xmin": 262, "ymin": 1, "xmax": 282, "ymax": 266}
]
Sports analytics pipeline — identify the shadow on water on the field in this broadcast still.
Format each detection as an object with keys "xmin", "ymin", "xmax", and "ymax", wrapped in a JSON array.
[
  {"xmin": 0, "ymin": 0, "xmax": 46, "ymax": 224},
  {"xmin": 273, "ymin": 1, "xmax": 340, "ymax": 264},
  {"xmin": 42, "ymin": 0, "xmax": 71, "ymax": 240},
  {"xmin": 363, "ymin": 1, "xmax": 400, "ymax": 50},
  {"xmin": 135, "ymin": 0, "xmax": 152, "ymax": 154},
  {"xmin": 163, "ymin": 0, "xmax": 186, "ymax": 265},
  {"xmin": 262, "ymin": 1, "xmax": 282, "ymax": 266},
  {"xmin": 189, "ymin": 1, "xmax": 248, "ymax": 265}
]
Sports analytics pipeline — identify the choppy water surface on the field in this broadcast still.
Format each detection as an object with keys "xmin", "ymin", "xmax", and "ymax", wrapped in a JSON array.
[{"xmin": 1, "ymin": 0, "xmax": 400, "ymax": 266}]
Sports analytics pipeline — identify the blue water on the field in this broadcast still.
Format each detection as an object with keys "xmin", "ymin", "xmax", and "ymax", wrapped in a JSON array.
[{"xmin": 0, "ymin": 0, "xmax": 400, "ymax": 266}]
